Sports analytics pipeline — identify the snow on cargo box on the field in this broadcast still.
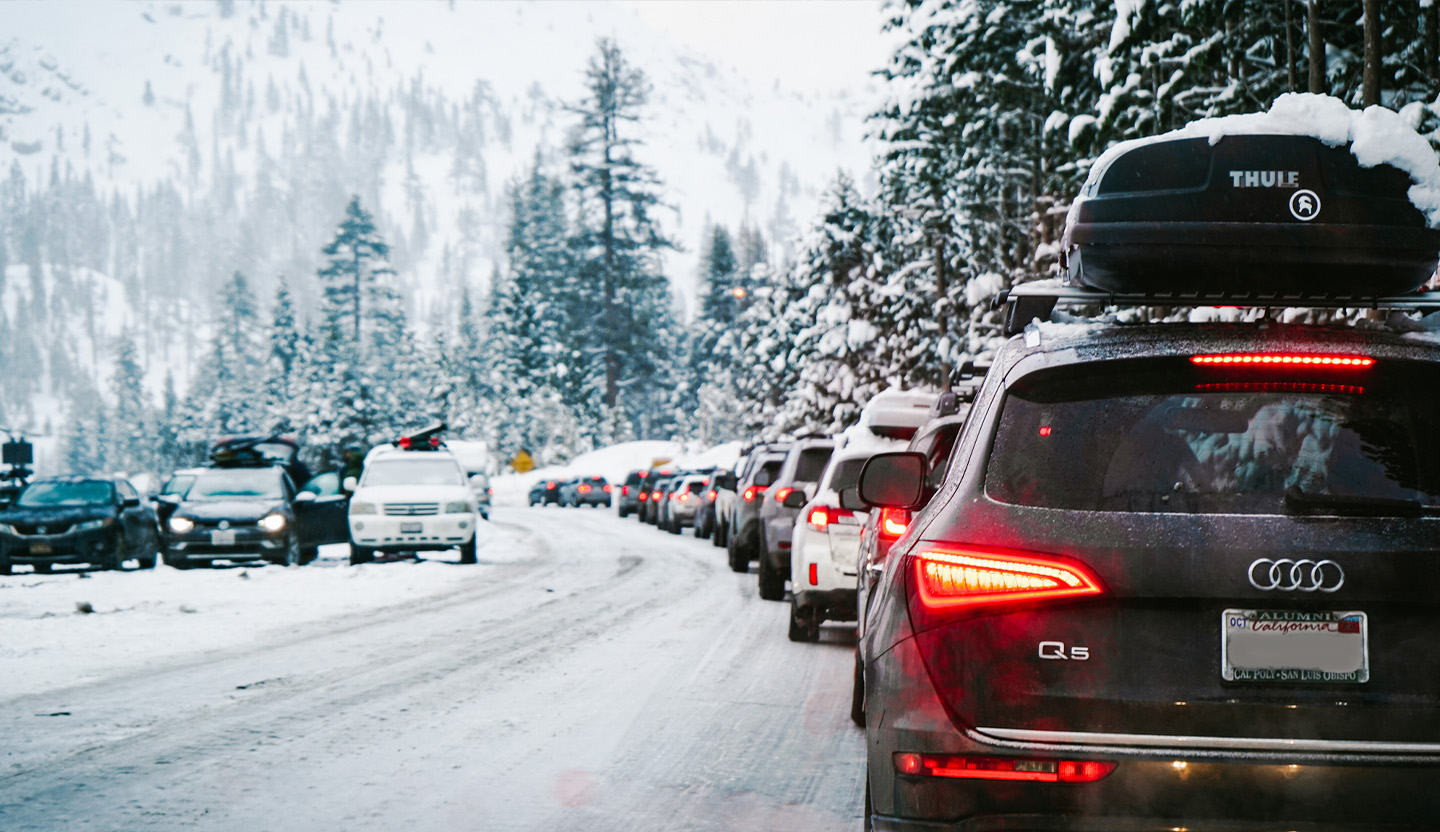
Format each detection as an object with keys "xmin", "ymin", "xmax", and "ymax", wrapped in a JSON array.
[
  {"xmin": 854, "ymin": 388, "xmax": 937, "ymax": 441},
  {"xmin": 1062, "ymin": 94, "xmax": 1440, "ymax": 296}
]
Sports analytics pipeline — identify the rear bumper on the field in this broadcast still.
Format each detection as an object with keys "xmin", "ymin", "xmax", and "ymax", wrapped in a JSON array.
[
  {"xmin": 869, "ymin": 635, "xmax": 1440, "ymax": 831},
  {"xmin": 793, "ymin": 588, "xmax": 856, "ymax": 621}
]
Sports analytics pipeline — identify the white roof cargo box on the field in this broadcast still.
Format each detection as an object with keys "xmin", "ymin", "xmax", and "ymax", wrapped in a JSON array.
[{"xmin": 855, "ymin": 388, "xmax": 937, "ymax": 441}]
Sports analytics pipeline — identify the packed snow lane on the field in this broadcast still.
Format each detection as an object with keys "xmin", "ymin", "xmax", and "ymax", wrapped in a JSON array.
[{"xmin": 0, "ymin": 507, "xmax": 864, "ymax": 831}]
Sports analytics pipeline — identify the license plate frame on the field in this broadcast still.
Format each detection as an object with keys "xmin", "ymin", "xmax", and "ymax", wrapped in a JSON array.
[
  {"xmin": 1222, "ymin": 609, "xmax": 1369, "ymax": 684},
  {"xmin": 400, "ymin": 522, "xmax": 423, "ymax": 534},
  {"xmin": 210, "ymin": 530, "xmax": 237, "ymax": 546},
  {"xmin": 29, "ymin": 543, "xmax": 52, "ymax": 554}
]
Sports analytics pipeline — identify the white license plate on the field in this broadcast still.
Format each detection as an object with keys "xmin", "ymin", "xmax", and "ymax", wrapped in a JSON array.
[
  {"xmin": 1222, "ymin": 609, "xmax": 1368, "ymax": 683},
  {"xmin": 29, "ymin": 543, "xmax": 52, "ymax": 554},
  {"xmin": 210, "ymin": 530, "xmax": 237, "ymax": 546},
  {"xmin": 400, "ymin": 522, "xmax": 423, "ymax": 534}
]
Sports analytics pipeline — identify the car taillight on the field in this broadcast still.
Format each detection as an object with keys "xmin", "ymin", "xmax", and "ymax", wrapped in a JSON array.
[
  {"xmin": 894, "ymin": 753, "xmax": 1115, "ymax": 783},
  {"xmin": 622, "ymin": 486, "xmax": 630, "ymax": 496},
  {"xmin": 639, "ymin": 492, "xmax": 648, "ymax": 501},
  {"xmin": 678, "ymin": 493, "xmax": 690, "ymax": 502},
  {"xmin": 808, "ymin": 563, "xmax": 818, "ymax": 585},
  {"xmin": 578, "ymin": 484, "xmax": 590, "ymax": 493},
  {"xmin": 706, "ymin": 489, "xmax": 716, "ymax": 500},
  {"xmin": 547, "ymin": 481, "xmax": 556, "ymax": 489},
  {"xmin": 743, "ymin": 487, "xmax": 756, "ymax": 502},
  {"xmin": 1190, "ymin": 352, "xmax": 1374, "ymax": 368},
  {"xmin": 774, "ymin": 487, "xmax": 793, "ymax": 503},
  {"xmin": 913, "ymin": 547, "xmax": 1103, "ymax": 612},
  {"xmin": 652, "ymin": 491, "xmax": 662, "ymax": 500},
  {"xmin": 808, "ymin": 506, "xmax": 855, "ymax": 532},
  {"xmin": 879, "ymin": 507, "xmax": 909, "ymax": 538},
  {"xmin": 603, "ymin": 484, "xmax": 612, "ymax": 493}
]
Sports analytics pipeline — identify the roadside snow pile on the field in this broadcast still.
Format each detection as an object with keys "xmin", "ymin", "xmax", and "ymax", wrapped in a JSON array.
[
  {"xmin": 0, "ymin": 528, "xmax": 525, "ymax": 699},
  {"xmin": 493, "ymin": 440, "xmax": 683, "ymax": 505},
  {"xmin": 1085, "ymin": 93, "xmax": 1440, "ymax": 226},
  {"xmin": 673, "ymin": 440, "xmax": 744, "ymax": 472}
]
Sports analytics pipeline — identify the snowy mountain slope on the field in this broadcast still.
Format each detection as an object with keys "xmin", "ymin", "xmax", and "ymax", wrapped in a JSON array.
[{"xmin": 2, "ymin": 0, "xmax": 883, "ymax": 322}]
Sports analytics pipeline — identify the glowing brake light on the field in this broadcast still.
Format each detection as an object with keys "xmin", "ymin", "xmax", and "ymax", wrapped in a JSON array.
[
  {"xmin": 1190, "ymin": 352, "xmax": 1374, "ymax": 368},
  {"xmin": 743, "ymin": 487, "xmax": 757, "ymax": 502},
  {"xmin": 622, "ymin": 486, "xmax": 630, "ymax": 496},
  {"xmin": 773, "ymin": 487, "xmax": 793, "ymax": 503},
  {"xmin": 546, "ymin": 481, "xmax": 557, "ymax": 489},
  {"xmin": 809, "ymin": 563, "xmax": 818, "ymax": 585},
  {"xmin": 914, "ymin": 547, "xmax": 1103, "ymax": 611},
  {"xmin": 879, "ymin": 507, "xmax": 909, "ymax": 538},
  {"xmin": 603, "ymin": 484, "xmax": 612, "ymax": 493},
  {"xmin": 894, "ymin": 753, "xmax": 1115, "ymax": 784},
  {"xmin": 639, "ymin": 492, "xmax": 648, "ymax": 501},
  {"xmin": 706, "ymin": 489, "xmax": 717, "ymax": 500},
  {"xmin": 808, "ymin": 507, "xmax": 830, "ymax": 531},
  {"xmin": 578, "ymin": 484, "xmax": 591, "ymax": 493}
]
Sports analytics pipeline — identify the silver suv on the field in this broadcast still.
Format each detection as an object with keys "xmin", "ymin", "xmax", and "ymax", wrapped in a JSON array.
[{"xmin": 755, "ymin": 437, "xmax": 835, "ymax": 601}]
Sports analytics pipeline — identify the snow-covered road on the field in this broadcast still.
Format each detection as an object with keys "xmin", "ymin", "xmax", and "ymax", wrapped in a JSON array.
[{"xmin": 0, "ymin": 506, "xmax": 864, "ymax": 831}]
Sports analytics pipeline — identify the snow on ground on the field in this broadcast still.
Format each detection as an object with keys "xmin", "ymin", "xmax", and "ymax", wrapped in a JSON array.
[{"xmin": 0, "ymin": 525, "xmax": 521, "ymax": 699}]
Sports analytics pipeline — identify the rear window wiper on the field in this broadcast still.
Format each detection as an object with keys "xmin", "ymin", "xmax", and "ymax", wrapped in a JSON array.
[{"xmin": 1283, "ymin": 485, "xmax": 1434, "ymax": 517}]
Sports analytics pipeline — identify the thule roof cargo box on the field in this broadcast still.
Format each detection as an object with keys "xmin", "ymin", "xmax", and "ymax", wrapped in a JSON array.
[{"xmin": 1062, "ymin": 133, "xmax": 1440, "ymax": 295}]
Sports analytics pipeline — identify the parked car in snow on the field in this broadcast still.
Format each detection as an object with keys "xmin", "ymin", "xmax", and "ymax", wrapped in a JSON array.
[
  {"xmin": 346, "ymin": 427, "xmax": 479, "ymax": 565},
  {"xmin": 0, "ymin": 476, "xmax": 161, "ymax": 574}
]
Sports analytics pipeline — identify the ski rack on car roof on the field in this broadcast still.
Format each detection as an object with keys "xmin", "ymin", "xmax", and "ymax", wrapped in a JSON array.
[{"xmin": 995, "ymin": 283, "xmax": 1440, "ymax": 337}]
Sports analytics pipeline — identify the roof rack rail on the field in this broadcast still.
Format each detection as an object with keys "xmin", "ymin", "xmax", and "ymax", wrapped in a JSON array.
[{"xmin": 995, "ymin": 284, "xmax": 1440, "ymax": 337}]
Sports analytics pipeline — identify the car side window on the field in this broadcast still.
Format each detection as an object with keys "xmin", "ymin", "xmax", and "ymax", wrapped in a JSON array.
[
  {"xmin": 115, "ymin": 480, "xmax": 140, "ymax": 502},
  {"xmin": 301, "ymin": 472, "xmax": 342, "ymax": 497}
]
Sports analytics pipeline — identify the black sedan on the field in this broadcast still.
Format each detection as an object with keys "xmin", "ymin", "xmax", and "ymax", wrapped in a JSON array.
[
  {"xmin": 0, "ymin": 477, "xmax": 160, "ymax": 574},
  {"xmin": 528, "ymin": 478, "xmax": 563, "ymax": 506},
  {"xmin": 159, "ymin": 465, "xmax": 348, "ymax": 568}
]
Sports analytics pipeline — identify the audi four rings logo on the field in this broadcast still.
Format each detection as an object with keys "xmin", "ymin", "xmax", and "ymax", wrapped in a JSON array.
[{"xmin": 1248, "ymin": 558, "xmax": 1344, "ymax": 592}]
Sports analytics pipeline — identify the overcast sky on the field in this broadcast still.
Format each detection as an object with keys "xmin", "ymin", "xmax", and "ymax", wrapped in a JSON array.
[{"xmin": 614, "ymin": 0, "xmax": 898, "ymax": 95}]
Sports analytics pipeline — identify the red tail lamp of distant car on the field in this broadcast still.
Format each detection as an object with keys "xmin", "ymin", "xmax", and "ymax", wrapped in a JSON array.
[
  {"xmin": 578, "ymin": 484, "xmax": 591, "ymax": 493},
  {"xmin": 622, "ymin": 486, "xmax": 630, "ymax": 497},
  {"xmin": 638, "ymin": 491, "xmax": 648, "ymax": 501},
  {"xmin": 743, "ymin": 486, "xmax": 765, "ymax": 502},
  {"xmin": 773, "ymin": 487, "xmax": 793, "ymax": 503},
  {"xmin": 706, "ymin": 489, "xmax": 717, "ymax": 500},
  {"xmin": 1190, "ymin": 352, "xmax": 1374, "ymax": 369},
  {"xmin": 914, "ymin": 547, "xmax": 1103, "ymax": 611},
  {"xmin": 894, "ymin": 753, "xmax": 1114, "ymax": 783},
  {"xmin": 879, "ymin": 507, "xmax": 909, "ymax": 538},
  {"xmin": 547, "ymin": 481, "xmax": 557, "ymax": 489},
  {"xmin": 808, "ymin": 506, "xmax": 854, "ymax": 532},
  {"xmin": 603, "ymin": 484, "xmax": 612, "ymax": 493}
]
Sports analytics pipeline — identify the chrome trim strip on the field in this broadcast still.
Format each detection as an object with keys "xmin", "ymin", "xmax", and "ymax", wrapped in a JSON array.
[{"xmin": 976, "ymin": 726, "xmax": 1440, "ymax": 754}]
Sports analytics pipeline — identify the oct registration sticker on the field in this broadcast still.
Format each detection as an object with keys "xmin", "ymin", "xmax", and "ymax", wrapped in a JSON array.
[{"xmin": 1221, "ymin": 609, "xmax": 1369, "ymax": 683}]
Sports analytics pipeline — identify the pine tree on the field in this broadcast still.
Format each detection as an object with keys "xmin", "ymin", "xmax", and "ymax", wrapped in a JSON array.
[
  {"xmin": 107, "ymin": 332, "xmax": 150, "ymax": 474},
  {"xmin": 317, "ymin": 195, "xmax": 396, "ymax": 360},
  {"xmin": 567, "ymin": 38, "xmax": 676, "ymax": 433}
]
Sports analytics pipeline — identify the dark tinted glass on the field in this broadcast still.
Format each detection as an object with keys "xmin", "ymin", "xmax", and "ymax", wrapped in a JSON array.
[
  {"xmin": 986, "ymin": 358, "xmax": 1440, "ymax": 513},
  {"xmin": 687, "ymin": 481, "xmax": 705, "ymax": 494},
  {"xmin": 828, "ymin": 459, "xmax": 866, "ymax": 492},
  {"xmin": 17, "ymin": 480, "xmax": 115, "ymax": 507},
  {"xmin": 794, "ymin": 448, "xmax": 833, "ymax": 482}
]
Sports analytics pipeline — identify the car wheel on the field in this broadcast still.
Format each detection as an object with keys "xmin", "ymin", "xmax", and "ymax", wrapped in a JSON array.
[
  {"xmin": 164, "ymin": 550, "xmax": 192, "ymax": 570},
  {"xmin": 850, "ymin": 649, "xmax": 866, "ymax": 727},
  {"xmin": 712, "ymin": 520, "xmax": 726, "ymax": 548},
  {"xmin": 458, "ymin": 537, "xmax": 477, "ymax": 564},
  {"xmin": 0, "ymin": 557, "xmax": 11, "ymax": 576},
  {"xmin": 787, "ymin": 596, "xmax": 818, "ymax": 642},
  {"xmin": 758, "ymin": 554, "xmax": 786, "ymax": 601},
  {"xmin": 349, "ymin": 545, "xmax": 374, "ymax": 565},
  {"xmin": 668, "ymin": 515, "xmax": 681, "ymax": 535},
  {"xmin": 300, "ymin": 546, "xmax": 319, "ymax": 565},
  {"xmin": 270, "ymin": 533, "xmax": 299, "ymax": 567},
  {"xmin": 726, "ymin": 532, "xmax": 747, "ymax": 573}
]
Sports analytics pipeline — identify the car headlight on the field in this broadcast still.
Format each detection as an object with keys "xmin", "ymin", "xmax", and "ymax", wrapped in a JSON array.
[
  {"xmin": 0, "ymin": 523, "xmax": 14, "ymax": 535},
  {"xmin": 73, "ymin": 518, "xmax": 116, "ymax": 532},
  {"xmin": 350, "ymin": 501, "xmax": 377, "ymax": 515},
  {"xmin": 444, "ymin": 501, "xmax": 473, "ymax": 514},
  {"xmin": 168, "ymin": 516, "xmax": 195, "ymax": 534},
  {"xmin": 258, "ymin": 514, "xmax": 287, "ymax": 533}
]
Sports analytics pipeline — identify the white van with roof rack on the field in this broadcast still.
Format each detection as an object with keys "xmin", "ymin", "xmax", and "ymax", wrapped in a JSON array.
[{"xmin": 345, "ymin": 424, "xmax": 480, "ymax": 565}]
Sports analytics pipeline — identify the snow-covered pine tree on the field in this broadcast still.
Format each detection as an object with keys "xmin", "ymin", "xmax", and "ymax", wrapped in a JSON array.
[
  {"xmin": 566, "ymin": 38, "xmax": 677, "ymax": 437},
  {"xmin": 106, "ymin": 332, "xmax": 151, "ymax": 475},
  {"xmin": 261, "ymin": 278, "xmax": 303, "ymax": 433}
]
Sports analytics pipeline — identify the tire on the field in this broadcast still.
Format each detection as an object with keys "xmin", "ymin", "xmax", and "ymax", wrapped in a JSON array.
[
  {"xmin": 618, "ymin": 507, "xmax": 629, "ymax": 518},
  {"xmin": 164, "ymin": 550, "xmax": 192, "ymax": 570},
  {"xmin": 349, "ymin": 545, "xmax": 375, "ymax": 565},
  {"xmin": 850, "ymin": 649, "xmax": 867, "ymax": 727},
  {"xmin": 726, "ymin": 531, "xmax": 748, "ymax": 573},
  {"xmin": 103, "ymin": 535, "xmax": 127, "ymax": 571},
  {"xmin": 788, "ymin": 596, "xmax": 818, "ymax": 642},
  {"xmin": 712, "ymin": 519, "xmax": 726, "ymax": 548},
  {"xmin": 0, "ymin": 557, "xmax": 11, "ymax": 576},
  {"xmin": 458, "ymin": 537, "xmax": 477, "ymax": 564},
  {"xmin": 668, "ymin": 515, "xmax": 681, "ymax": 535},
  {"xmin": 758, "ymin": 553, "xmax": 786, "ymax": 601},
  {"xmin": 300, "ymin": 547, "xmax": 319, "ymax": 565}
]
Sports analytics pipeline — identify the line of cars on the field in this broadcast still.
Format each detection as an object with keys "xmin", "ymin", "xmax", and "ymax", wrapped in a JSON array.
[
  {"xmin": 527, "ymin": 475, "xmax": 614, "ymax": 508},
  {"xmin": 0, "ymin": 427, "xmax": 494, "ymax": 573}
]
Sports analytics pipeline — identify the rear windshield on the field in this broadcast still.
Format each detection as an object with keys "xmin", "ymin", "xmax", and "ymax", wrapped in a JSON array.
[
  {"xmin": 793, "ymin": 448, "xmax": 833, "ymax": 482},
  {"xmin": 827, "ymin": 459, "xmax": 866, "ymax": 493},
  {"xmin": 687, "ymin": 481, "xmax": 706, "ymax": 494},
  {"xmin": 985, "ymin": 358, "xmax": 1440, "ymax": 514}
]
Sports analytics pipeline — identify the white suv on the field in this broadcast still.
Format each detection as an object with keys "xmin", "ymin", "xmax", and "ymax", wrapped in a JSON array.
[{"xmin": 346, "ymin": 446, "xmax": 479, "ymax": 565}]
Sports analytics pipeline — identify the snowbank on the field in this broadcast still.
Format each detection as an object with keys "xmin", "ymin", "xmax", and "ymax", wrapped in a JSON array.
[{"xmin": 1083, "ymin": 94, "xmax": 1440, "ymax": 227}]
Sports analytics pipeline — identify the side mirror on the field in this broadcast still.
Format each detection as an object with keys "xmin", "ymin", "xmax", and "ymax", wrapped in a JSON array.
[
  {"xmin": 122, "ymin": 496, "xmax": 141, "ymax": 508},
  {"xmin": 838, "ymin": 486, "xmax": 867, "ymax": 512},
  {"xmin": 295, "ymin": 491, "xmax": 317, "ymax": 503},
  {"xmin": 752, "ymin": 469, "xmax": 774, "ymax": 488},
  {"xmin": 857, "ymin": 452, "xmax": 927, "ymax": 509},
  {"xmin": 342, "ymin": 476, "xmax": 358, "ymax": 493},
  {"xmin": 782, "ymin": 489, "xmax": 808, "ymax": 509},
  {"xmin": 154, "ymin": 493, "xmax": 179, "ymax": 505}
]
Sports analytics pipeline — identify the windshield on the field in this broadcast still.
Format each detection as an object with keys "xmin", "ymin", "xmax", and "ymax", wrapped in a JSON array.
[
  {"xmin": 986, "ymin": 360, "xmax": 1440, "ymax": 513},
  {"xmin": 187, "ymin": 468, "xmax": 286, "ymax": 501},
  {"xmin": 363, "ymin": 459, "xmax": 464, "ymax": 487},
  {"xmin": 17, "ymin": 481, "xmax": 114, "ymax": 507},
  {"xmin": 793, "ymin": 448, "xmax": 834, "ymax": 482},
  {"xmin": 162, "ymin": 474, "xmax": 197, "ymax": 497}
]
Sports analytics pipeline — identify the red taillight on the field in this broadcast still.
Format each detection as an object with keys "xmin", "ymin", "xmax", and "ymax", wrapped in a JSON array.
[
  {"xmin": 603, "ymin": 484, "xmax": 612, "ymax": 493},
  {"xmin": 622, "ymin": 486, "xmax": 630, "ymax": 496},
  {"xmin": 678, "ymin": 493, "xmax": 690, "ymax": 502},
  {"xmin": 895, "ymin": 753, "xmax": 1115, "ymax": 783},
  {"xmin": 652, "ymin": 491, "xmax": 662, "ymax": 500},
  {"xmin": 1191, "ymin": 352, "xmax": 1374, "ymax": 368},
  {"xmin": 807, "ymin": 507, "xmax": 829, "ymax": 531},
  {"xmin": 578, "ymin": 484, "xmax": 590, "ymax": 493},
  {"xmin": 547, "ymin": 481, "xmax": 556, "ymax": 489},
  {"xmin": 429, "ymin": 436, "xmax": 441, "ymax": 448},
  {"xmin": 774, "ymin": 487, "xmax": 793, "ymax": 503},
  {"xmin": 1196, "ymin": 381, "xmax": 1365, "ymax": 394},
  {"xmin": 914, "ymin": 547, "xmax": 1103, "ymax": 611},
  {"xmin": 706, "ymin": 489, "xmax": 716, "ymax": 500},
  {"xmin": 486, "ymin": 487, "xmax": 493, "ymax": 495},
  {"xmin": 743, "ymin": 487, "xmax": 757, "ymax": 502},
  {"xmin": 639, "ymin": 492, "xmax": 648, "ymax": 501},
  {"xmin": 879, "ymin": 507, "xmax": 909, "ymax": 538},
  {"xmin": 399, "ymin": 437, "xmax": 412, "ymax": 449},
  {"xmin": 808, "ymin": 563, "xmax": 818, "ymax": 586}
]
